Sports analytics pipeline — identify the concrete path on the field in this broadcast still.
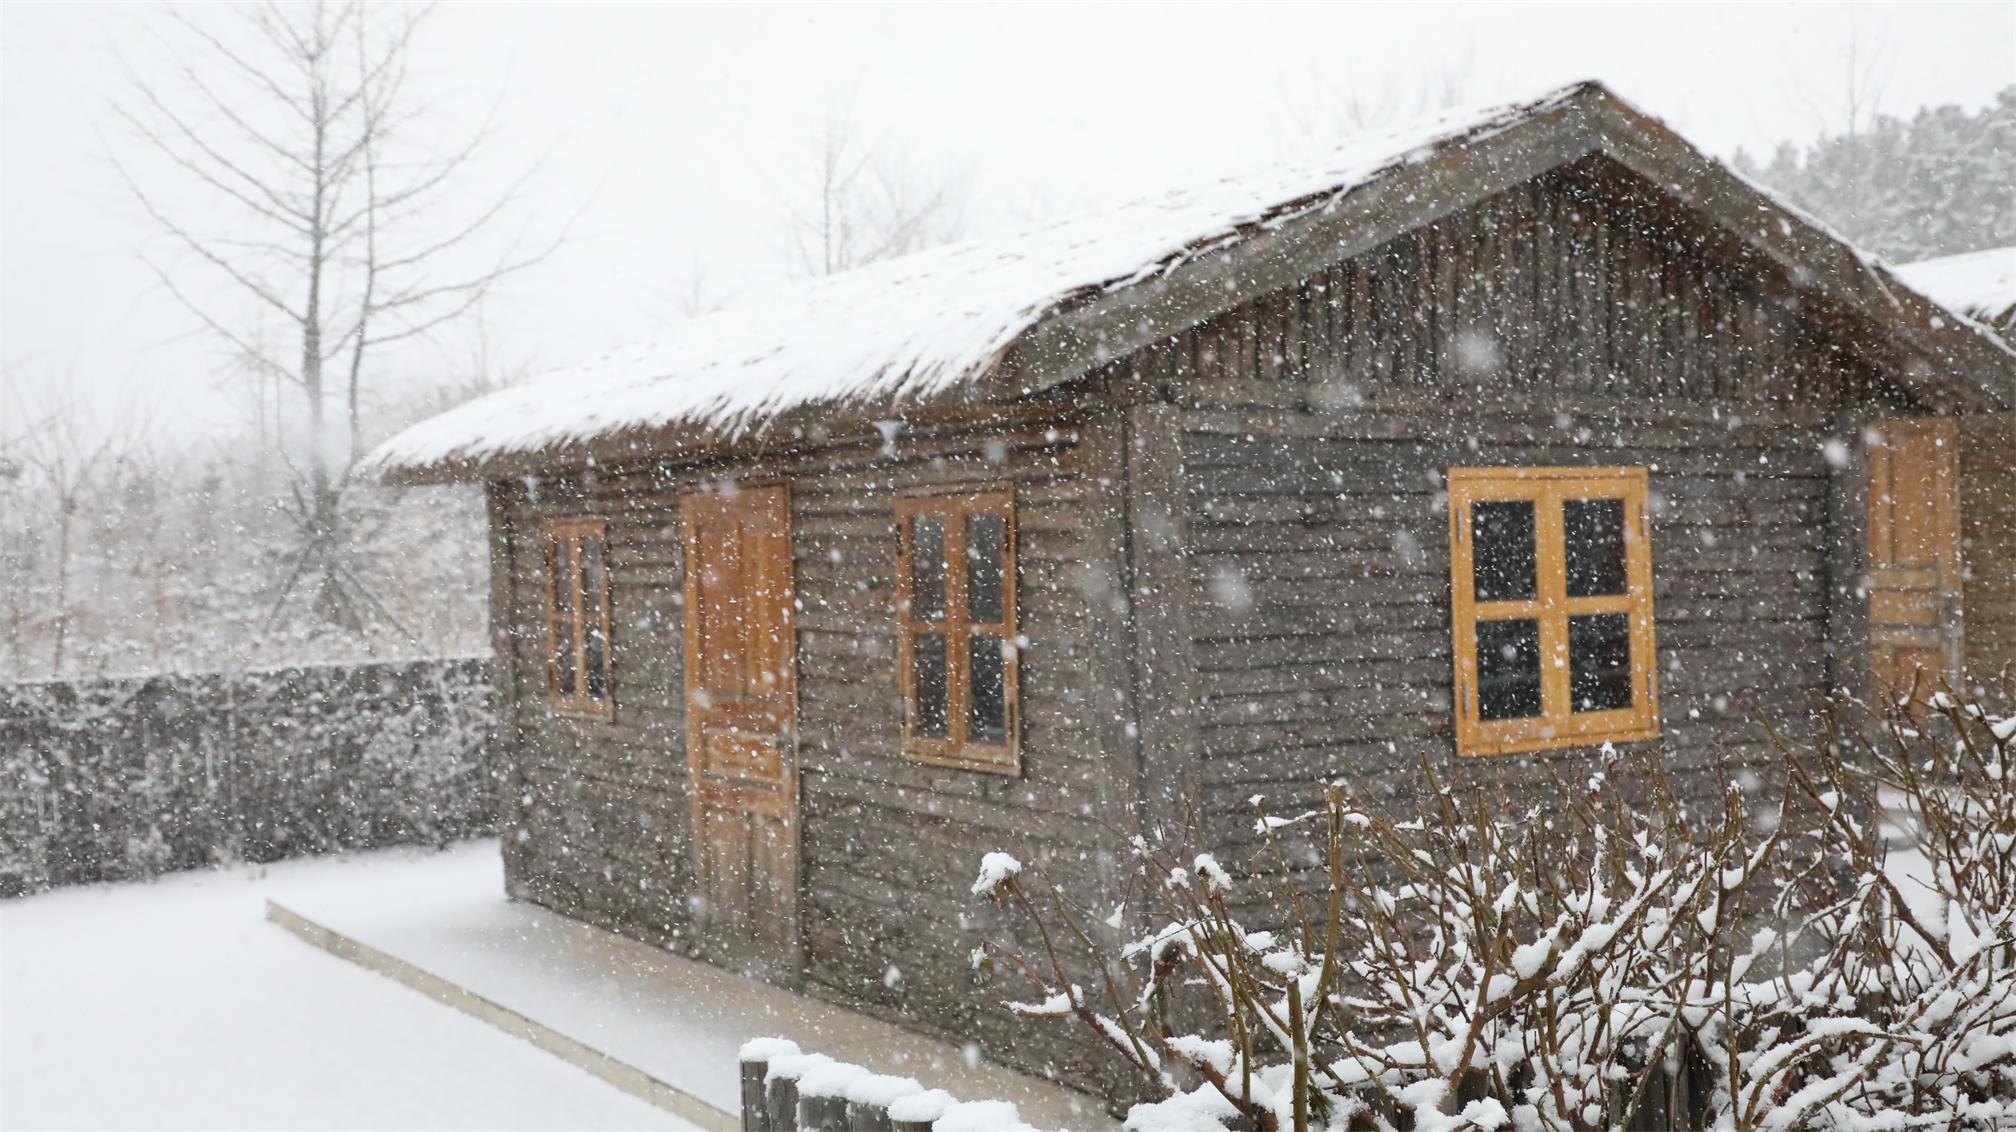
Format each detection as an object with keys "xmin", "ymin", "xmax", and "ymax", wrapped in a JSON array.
[{"xmin": 264, "ymin": 842, "xmax": 1113, "ymax": 1131}]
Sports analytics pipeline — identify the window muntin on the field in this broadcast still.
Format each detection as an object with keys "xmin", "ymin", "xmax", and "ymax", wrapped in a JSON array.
[
  {"xmin": 1448, "ymin": 467, "xmax": 1657, "ymax": 756},
  {"xmin": 896, "ymin": 487, "xmax": 1017, "ymax": 774},
  {"xmin": 545, "ymin": 517, "xmax": 614, "ymax": 718}
]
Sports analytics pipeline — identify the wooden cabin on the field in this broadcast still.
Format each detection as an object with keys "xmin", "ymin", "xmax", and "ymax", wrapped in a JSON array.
[
  {"xmin": 367, "ymin": 83, "xmax": 2016, "ymax": 1085},
  {"xmin": 1898, "ymin": 246, "xmax": 2016, "ymax": 685}
]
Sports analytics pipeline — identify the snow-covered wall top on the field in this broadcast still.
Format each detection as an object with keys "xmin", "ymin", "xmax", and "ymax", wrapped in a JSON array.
[
  {"xmin": 1897, "ymin": 245, "xmax": 2016, "ymax": 330},
  {"xmin": 361, "ymin": 82, "xmax": 1598, "ymax": 479}
]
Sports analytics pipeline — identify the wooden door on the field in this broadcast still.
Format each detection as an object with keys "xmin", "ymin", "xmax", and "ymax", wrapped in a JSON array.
[
  {"xmin": 680, "ymin": 482, "xmax": 799, "ymax": 980},
  {"xmin": 1867, "ymin": 418, "xmax": 1963, "ymax": 703}
]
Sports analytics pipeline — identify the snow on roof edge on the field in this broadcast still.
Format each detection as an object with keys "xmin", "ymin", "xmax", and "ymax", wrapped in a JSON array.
[
  {"xmin": 360, "ymin": 80, "xmax": 1602, "ymax": 481},
  {"xmin": 1895, "ymin": 245, "xmax": 2016, "ymax": 330},
  {"xmin": 1715, "ymin": 168, "xmax": 2016, "ymax": 371}
]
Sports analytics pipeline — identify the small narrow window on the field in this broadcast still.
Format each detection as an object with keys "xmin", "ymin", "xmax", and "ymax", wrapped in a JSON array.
[
  {"xmin": 546, "ymin": 517, "xmax": 614, "ymax": 718},
  {"xmin": 1448, "ymin": 468, "xmax": 1657, "ymax": 756},
  {"xmin": 896, "ymin": 488, "xmax": 1017, "ymax": 773}
]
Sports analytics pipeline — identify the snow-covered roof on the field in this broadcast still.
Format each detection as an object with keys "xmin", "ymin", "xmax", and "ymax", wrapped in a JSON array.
[
  {"xmin": 366, "ymin": 80, "xmax": 2016, "ymax": 484},
  {"xmin": 365, "ymin": 83, "xmax": 1589, "ymax": 482},
  {"xmin": 1896, "ymin": 246, "xmax": 2016, "ymax": 332}
]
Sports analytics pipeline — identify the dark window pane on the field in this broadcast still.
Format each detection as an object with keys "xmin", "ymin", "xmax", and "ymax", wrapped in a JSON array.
[
  {"xmin": 912, "ymin": 633, "xmax": 948, "ymax": 738},
  {"xmin": 1471, "ymin": 500, "xmax": 1536, "ymax": 602},
  {"xmin": 1476, "ymin": 618, "xmax": 1542, "ymax": 720},
  {"xmin": 910, "ymin": 517, "xmax": 945, "ymax": 621},
  {"xmin": 578, "ymin": 538, "xmax": 608, "ymax": 700},
  {"xmin": 553, "ymin": 631, "xmax": 578, "ymax": 696},
  {"xmin": 969, "ymin": 633, "xmax": 1008, "ymax": 743},
  {"xmin": 551, "ymin": 540, "xmax": 571, "ymax": 612},
  {"xmin": 584, "ymin": 624, "xmax": 608, "ymax": 700},
  {"xmin": 580, "ymin": 538, "xmax": 605, "ymax": 615},
  {"xmin": 966, "ymin": 514, "xmax": 1006, "ymax": 623},
  {"xmin": 1570, "ymin": 613, "xmax": 1633, "ymax": 712},
  {"xmin": 1564, "ymin": 498, "xmax": 1628, "ymax": 597}
]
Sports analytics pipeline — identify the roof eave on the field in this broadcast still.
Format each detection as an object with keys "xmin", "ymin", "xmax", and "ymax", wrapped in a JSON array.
[
  {"xmin": 990, "ymin": 84, "xmax": 2016, "ymax": 413},
  {"xmin": 1581, "ymin": 95, "xmax": 2016, "ymax": 411},
  {"xmin": 984, "ymin": 92, "xmax": 1608, "ymax": 403},
  {"xmin": 368, "ymin": 391, "xmax": 1081, "ymax": 487}
]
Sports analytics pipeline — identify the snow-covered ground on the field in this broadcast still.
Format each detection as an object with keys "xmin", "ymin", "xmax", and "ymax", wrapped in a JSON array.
[{"xmin": 0, "ymin": 843, "xmax": 695, "ymax": 1130}]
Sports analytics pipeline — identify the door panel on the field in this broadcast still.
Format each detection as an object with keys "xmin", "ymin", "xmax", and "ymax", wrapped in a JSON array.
[
  {"xmin": 1867, "ymin": 418, "xmax": 1963, "ymax": 704},
  {"xmin": 681, "ymin": 483, "xmax": 798, "ymax": 980},
  {"xmin": 702, "ymin": 727, "xmax": 785, "ymax": 785}
]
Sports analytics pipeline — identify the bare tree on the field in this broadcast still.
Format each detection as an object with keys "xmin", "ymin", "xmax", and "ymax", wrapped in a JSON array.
[
  {"xmin": 0, "ymin": 388, "xmax": 150, "ymax": 675},
  {"xmin": 785, "ymin": 103, "xmax": 968, "ymax": 278},
  {"xmin": 0, "ymin": 388, "xmax": 31, "ymax": 676},
  {"xmin": 113, "ymin": 1, "xmax": 555, "ymax": 632},
  {"xmin": 1785, "ymin": 22, "xmax": 1894, "ymax": 228},
  {"xmin": 671, "ymin": 266, "xmax": 725, "ymax": 319},
  {"xmin": 1278, "ymin": 43, "xmax": 1479, "ymax": 149}
]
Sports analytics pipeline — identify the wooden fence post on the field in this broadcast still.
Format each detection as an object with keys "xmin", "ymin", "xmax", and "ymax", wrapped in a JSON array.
[
  {"xmin": 845, "ymin": 1100, "xmax": 895, "ymax": 1131},
  {"xmin": 741, "ymin": 1058, "xmax": 771, "ymax": 1132},
  {"xmin": 886, "ymin": 1088, "xmax": 954, "ymax": 1132},
  {"xmin": 765, "ymin": 1074, "xmax": 799, "ymax": 1132},
  {"xmin": 739, "ymin": 1039, "xmax": 805, "ymax": 1132},
  {"xmin": 797, "ymin": 1092, "xmax": 849, "ymax": 1131}
]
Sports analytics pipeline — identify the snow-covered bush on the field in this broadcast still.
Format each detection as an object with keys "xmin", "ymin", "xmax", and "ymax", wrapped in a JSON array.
[
  {"xmin": 973, "ymin": 684, "xmax": 2016, "ymax": 1131},
  {"xmin": 1755, "ymin": 687, "xmax": 2016, "ymax": 1124}
]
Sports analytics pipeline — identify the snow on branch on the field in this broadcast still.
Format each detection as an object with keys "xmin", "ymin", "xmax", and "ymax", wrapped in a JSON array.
[
  {"xmin": 972, "ymin": 852, "xmax": 1023, "ymax": 896},
  {"xmin": 972, "ymin": 678, "xmax": 2016, "ymax": 1131}
]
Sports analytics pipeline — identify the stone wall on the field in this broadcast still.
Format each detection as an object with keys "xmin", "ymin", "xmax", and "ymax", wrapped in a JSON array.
[{"xmin": 0, "ymin": 656, "xmax": 495, "ymax": 896}]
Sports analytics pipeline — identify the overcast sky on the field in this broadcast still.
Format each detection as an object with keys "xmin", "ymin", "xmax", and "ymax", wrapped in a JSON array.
[{"xmin": 3, "ymin": 1, "xmax": 2012, "ymax": 443}]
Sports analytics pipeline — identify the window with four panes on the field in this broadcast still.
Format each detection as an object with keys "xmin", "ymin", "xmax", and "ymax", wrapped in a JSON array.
[
  {"xmin": 896, "ymin": 489, "xmax": 1017, "ymax": 772},
  {"xmin": 1449, "ymin": 468, "xmax": 1657, "ymax": 756}
]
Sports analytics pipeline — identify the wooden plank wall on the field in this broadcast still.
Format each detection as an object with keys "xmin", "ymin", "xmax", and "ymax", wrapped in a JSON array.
[
  {"xmin": 488, "ymin": 419, "xmax": 1131, "ymax": 1081},
  {"xmin": 1098, "ymin": 158, "xmax": 1861, "ymax": 867},
  {"xmin": 1963, "ymin": 413, "xmax": 2016, "ymax": 685},
  {"xmin": 479, "ymin": 152, "xmax": 1935, "ymax": 1085}
]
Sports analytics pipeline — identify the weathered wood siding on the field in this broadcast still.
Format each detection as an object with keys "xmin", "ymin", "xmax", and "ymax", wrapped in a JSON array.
[
  {"xmin": 1098, "ymin": 158, "xmax": 1882, "ymax": 859},
  {"xmin": 1963, "ymin": 413, "xmax": 2016, "ymax": 682},
  {"xmin": 488, "ymin": 416, "xmax": 1133, "ymax": 1080}
]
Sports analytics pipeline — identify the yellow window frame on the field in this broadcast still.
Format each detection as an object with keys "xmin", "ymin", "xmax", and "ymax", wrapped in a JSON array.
[
  {"xmin": 1448, "ymin": 466, "xmax": 1659, "ymax": 757},
  {"xmin": 894, "ymin": 486, "xmax": 1020, "ymax": 775}
]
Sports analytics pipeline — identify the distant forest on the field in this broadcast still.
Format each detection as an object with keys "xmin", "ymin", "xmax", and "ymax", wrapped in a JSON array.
[{"xmin": 1736, "ymin": 86, "xmax": 2016, "ymax": 262}]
